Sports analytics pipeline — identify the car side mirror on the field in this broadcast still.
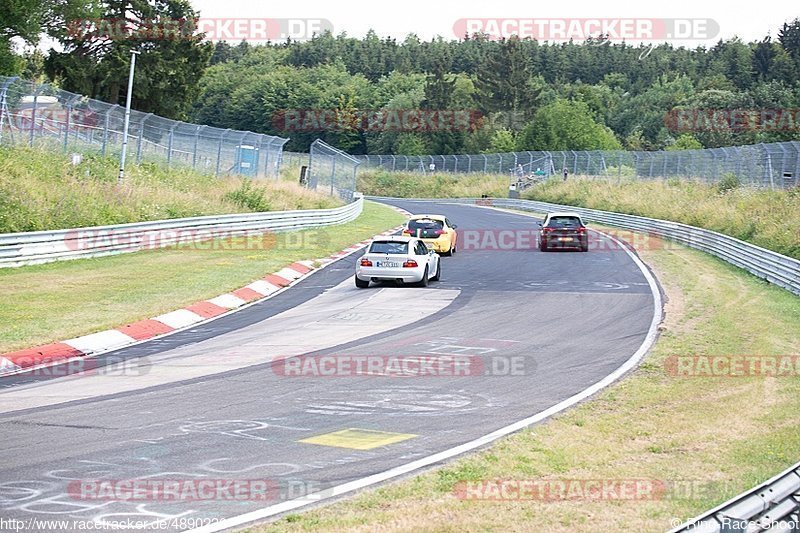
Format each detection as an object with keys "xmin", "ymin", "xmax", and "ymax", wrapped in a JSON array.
[
  {"xmin": 537, "ymin": 222, "xmax": 543, "ymax": 227},
  {"xmin": 452, "ymin": 224, "xmax": 458, "ymax": 229}
]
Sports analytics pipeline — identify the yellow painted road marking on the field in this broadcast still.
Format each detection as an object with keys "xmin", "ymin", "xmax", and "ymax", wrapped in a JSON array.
[{"xmin": 299, "ymin": 428, "xmax": 417, "ymax": 450}]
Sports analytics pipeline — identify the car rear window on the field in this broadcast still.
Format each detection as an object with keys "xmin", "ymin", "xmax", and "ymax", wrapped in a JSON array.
[
  {"xmin": 546, "ymin": 216, "xmax": 582, "ymax": 228},
  {"xmin": 408, "ymin": 219, "xmax": 444, "ymax": 238},
  {"xmin": 369, "ymin": 241, "xmax": 409, "ymax": 254}
]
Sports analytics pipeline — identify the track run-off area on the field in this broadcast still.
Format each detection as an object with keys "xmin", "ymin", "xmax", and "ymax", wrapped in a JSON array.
[{"xmin": 0, "ymin": 200, "xmax": 661, "ymax": 532}]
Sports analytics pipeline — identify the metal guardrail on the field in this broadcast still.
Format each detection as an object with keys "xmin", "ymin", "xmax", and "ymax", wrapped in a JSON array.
[
  {"xmin": 0, "ymin": 196, "xmax": 364, "ymax": 267},
  {"xmin": 370, "ymin": 194, "xmax": 799, "ymax": 531},
  {"xmin": 668, "ymin": 461, "xmax": 800, "ymax": 533},
  {"xmin": 368, "ymin": 196, "xmax": 800, "ymax": 297}
]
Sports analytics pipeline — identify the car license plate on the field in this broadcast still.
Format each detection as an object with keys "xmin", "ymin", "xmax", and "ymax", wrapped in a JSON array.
[
  {"xmin": 559, "ymin": 237, "xmax": 573, "ymax": 242},
  {"xmin": 376, "ymin": 261, "xmax": 399, "ymax": 268}
]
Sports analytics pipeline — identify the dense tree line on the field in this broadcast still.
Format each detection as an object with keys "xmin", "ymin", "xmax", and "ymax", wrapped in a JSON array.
[
  {"xmin": 2, "ymin": 2, "xmax": 799, "ymax": 153},
  {"xmin": 194, "ymin": 24, "xmax": 800, "ymax": 153}
]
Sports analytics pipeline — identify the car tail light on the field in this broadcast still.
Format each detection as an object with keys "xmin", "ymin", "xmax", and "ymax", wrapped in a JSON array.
[
  {"xmin": 542, "ymin": 227, "xmax": 553, "ymax": 232},
  {"xmin": 434, "ymin": 229, "xmax": 445, "ymax": 235},
  {"xmin": 402, "ymin": 229, "xmax": 412, "ymax": 235},
  {"xmin": 577, "ymin": 227, "xmax": 586, "ymax": 233},
  {"xmin": 403, "ymin": 260, "xmax": 418, "ymax": 268},
  {"xmin": 360, "ymin": 258, "xmax": 373, "ymax": 267}
]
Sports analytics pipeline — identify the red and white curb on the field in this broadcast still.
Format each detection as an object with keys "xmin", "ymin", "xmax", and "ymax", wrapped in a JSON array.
[{"xmin": 0, "ymin": 218, "xmax": 411, "ymax": 377}]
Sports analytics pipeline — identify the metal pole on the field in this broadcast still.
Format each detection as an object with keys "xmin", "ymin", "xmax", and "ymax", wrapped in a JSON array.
[
  {"xmin": 254, "ymin": 136, "xmax": 263, "ymax": 177},
  {"xmin": 63, "ymin": 102, "xmax": 72, "ymax": 151},
  {"xmin": 136, "ymin": 113, "xmax": 152, "ymax": 163},
  {"xmin": 166, "ymin": 122, "xmax": 178, "ymax": 166},
  {"xmin": 792, "ymin": 141, "xmax": 800, "ymax": 188},
  {"xmin": 118, "ymin": 50, "xmax": 140, "ymax": 183},
  {"xmin": 330, "ymin": 156, "xmax": 336, "ymax": 196},
  {"xmin": 0, "ymin": 77, "xmax": 18, "ymax": 145},
  {"xmin": 28, "ymin": 90, "xmax": 39, "ymax": 147},
  {"xmin": 192, "ymin": 125, "xmax": 205, "ymax": 169},
  {"xmin": 101, "ymin": 106, "xmax": 116, "ymax": 156},
  {"xmin": 215, "ymin": 128, "xmax": 231, "ymax": 177}
]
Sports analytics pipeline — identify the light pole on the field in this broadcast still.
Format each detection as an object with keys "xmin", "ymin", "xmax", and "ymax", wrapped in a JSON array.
[{"xmin": 118, "ymin": 50, "xmax": 140, "ymax": 184}]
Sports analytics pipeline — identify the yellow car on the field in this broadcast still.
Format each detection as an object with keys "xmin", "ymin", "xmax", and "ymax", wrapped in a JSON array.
[{"xmin": 402, "ymin": 214, "xmax": 458, "ymax": 255}]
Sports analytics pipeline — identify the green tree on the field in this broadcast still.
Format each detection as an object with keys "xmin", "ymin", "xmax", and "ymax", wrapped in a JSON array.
[
  {"xmin": 517, "ymin": 99, "xmax": 621, "ymax": 151},
  {"xmin": 778, "ymin": 18, "xmax": 800, "ymax": 69},
  {"xmin": 395, "ymin": 133, "xmax": 429, "ymax": 155},
  {"xmin": 45, "ymin": 0, "xmax": 213, "ymax": 120},
  {"xmin": 0, "ymin": 0, "xmax": 93, "ymax": 75},
  {"xmin": 475, "ymin": 36, "xmax": 537, "ymax": 130},
  {"xmin": 487, "ymin": 128, "xmax": 516, "ymax": 153},
  {"xmin": 667, "ymin": 133, "xmax": 703, "ymax": 151}
]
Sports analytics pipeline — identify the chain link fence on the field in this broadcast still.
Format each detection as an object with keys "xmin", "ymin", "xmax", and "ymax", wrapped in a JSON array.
[
  {"xmin": 282, "ymin": 151, "xmax": 311, "ymax": 169},
  {"xmin": 357, "ymin": 143, "xmax": 800, "ymax": 189},
  {"xmin": 307, "ymin": 139, "xmax": 360, "ymax": 200},
  {"xmin": 0, "ymin": 76, "xmax": 289, "ymax": 178}
]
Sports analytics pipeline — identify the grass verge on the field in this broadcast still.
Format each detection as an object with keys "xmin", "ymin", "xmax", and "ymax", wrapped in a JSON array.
[
  {"xmin": 0, "ymin": 201, "xmax": 404, "ymax": 353},
  {"xmin": 0, "ymin": 146, "xmax": 341, "ymax": 233},
  {"xmin": 254, "ymin": 222, "xmax": 800, "ymax": 533},
  {"xmin": 358, "ymin": 169, "xmax": 509, "ymax": 199}
]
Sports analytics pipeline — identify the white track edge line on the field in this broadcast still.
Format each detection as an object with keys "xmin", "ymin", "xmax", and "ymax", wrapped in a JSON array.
[{"xmin": 187, "ymin": 207, "xmax": 664, "ymax": 533}]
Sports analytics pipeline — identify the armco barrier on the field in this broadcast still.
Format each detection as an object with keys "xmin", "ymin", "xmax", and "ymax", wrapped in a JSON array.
[
  {"xmin": 371, "ymin": 195, "xmax": 799, "ymax": 530},
  {"xmin": 668, "ymin": 461, "xmax": 800, "ymax": 533},
  {"xmin": 368, "ymin": 196, "xmax": 800, "ymax": 297},
  {"xmin": 0, "ymin": 195, "xmax": 363, "ymax": 267}
]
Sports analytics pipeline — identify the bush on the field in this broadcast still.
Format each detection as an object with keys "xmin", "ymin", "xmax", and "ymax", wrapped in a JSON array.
[
  {"xmin": 716, "ymin": 173, "xmax": 740, "ymax": 194},
  {"xmin": 223, "ymin": 180, "xmax": 272, "ymax": 211}
]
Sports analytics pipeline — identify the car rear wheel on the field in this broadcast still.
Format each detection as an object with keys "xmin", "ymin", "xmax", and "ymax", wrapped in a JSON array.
[
  {"xmin": 580, "ymin": 242, "xmax": 589, "ymax": 252},
  {"xmin": 539, "ymin": 240, "xmax": 548, "ymax": 252},
  {"xmin": 355, "ymin": 275, "xmax": 369, "ymax": 288},
  {"xmin": 430, "ymin": 260, "xmax": 441, "ymax": 281},
  {"xmin": 417, "ymin": 266, "xmax": 429, "ymax": 287}
]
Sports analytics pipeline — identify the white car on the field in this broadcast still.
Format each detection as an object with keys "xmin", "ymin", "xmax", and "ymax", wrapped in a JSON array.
[{"xmin": 355, "ymin": 236, "xmax": 441, "ymax": 288}]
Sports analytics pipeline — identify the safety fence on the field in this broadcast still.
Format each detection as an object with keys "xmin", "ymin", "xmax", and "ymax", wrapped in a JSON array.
[
  {"xmin": 358, "ymin": 142, "xmax": 800, "ymax": 189},
  {"xmin": 282, "ymin": 151, "xmax": 311, "ymax": 169},
  {"xmin": 307, "ymin": 139, "xmax": 360, "ymax": 200},
  {"xmin": 0, "ymin": 76, "xmax": 289, "ymax": 178},
  {"xmin": 368, "ymin": 196, "xmax": 800, "ymax": 296},
  {"xmin": 0, "ymin": 196, "xmax": 363, "ymax": 267}
]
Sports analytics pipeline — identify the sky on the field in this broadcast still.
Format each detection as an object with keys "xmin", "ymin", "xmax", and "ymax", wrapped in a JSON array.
[{"xmin": 190, "ymin": 0, "xmax": 799, "ymax": 47}]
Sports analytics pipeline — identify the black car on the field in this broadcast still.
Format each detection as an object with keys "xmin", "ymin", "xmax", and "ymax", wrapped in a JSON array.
[{"xmin": 538, "ymin": 212, "xmax": 589, "ymax": 252}]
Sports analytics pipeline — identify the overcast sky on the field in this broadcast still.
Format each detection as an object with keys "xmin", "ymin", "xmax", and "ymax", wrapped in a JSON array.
[{"xmin": 191, "ymin": 0, "xmax": 798, "ymax": 47}]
